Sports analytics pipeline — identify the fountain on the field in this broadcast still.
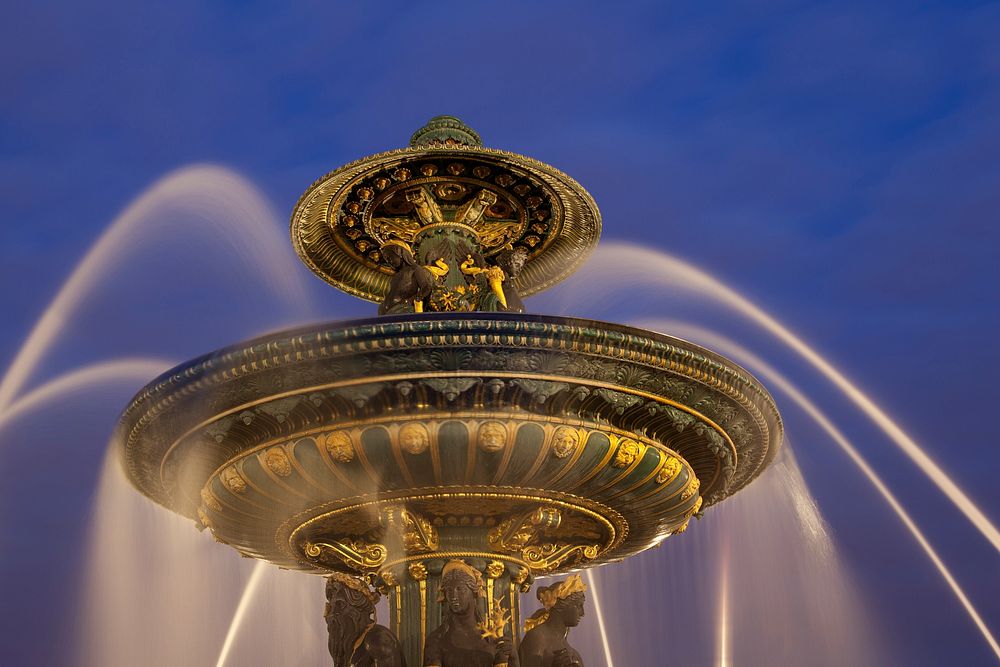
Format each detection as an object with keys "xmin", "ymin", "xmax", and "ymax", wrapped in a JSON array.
[{"xmin": 116, "ymin": 116, "xmax": 782, "ymax": 665}]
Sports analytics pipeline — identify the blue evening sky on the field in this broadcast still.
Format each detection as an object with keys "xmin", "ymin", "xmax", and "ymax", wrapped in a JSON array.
[{"xmin": 1, "ymin": 2, "xmax": 998, "ymax": 665}]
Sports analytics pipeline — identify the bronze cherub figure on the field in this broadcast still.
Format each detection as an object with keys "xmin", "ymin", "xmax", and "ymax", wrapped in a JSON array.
[{"xmin": 379, "ymin": 240, "xmax": 448, "ymax": 315}]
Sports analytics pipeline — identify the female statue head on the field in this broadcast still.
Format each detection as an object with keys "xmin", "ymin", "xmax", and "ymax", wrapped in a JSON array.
[
  {"xmin": 437, "ymin": 560, "xmax": 484, "ymax": 620},
  {"xmin": 524, "ymin": 574, "xmax": 587, "ymax": 632}
]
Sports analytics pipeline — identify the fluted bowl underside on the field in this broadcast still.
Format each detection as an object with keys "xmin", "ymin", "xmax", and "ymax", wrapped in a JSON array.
[{"xmin": 117, "ymin": 313, "xmax": 781, "ymax": 575}]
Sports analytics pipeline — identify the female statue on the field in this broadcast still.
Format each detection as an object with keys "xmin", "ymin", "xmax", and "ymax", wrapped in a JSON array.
[
  {"xmin": 424, "ymin": 560, "xmax": 517, "ymax": 667},
  {"xmin": 518, "ymin": 575, "xmax": 586, "ymax": 667},
  {"xmin": 325, "ymin": 573, "xmax": 406, "ymax": 666}
]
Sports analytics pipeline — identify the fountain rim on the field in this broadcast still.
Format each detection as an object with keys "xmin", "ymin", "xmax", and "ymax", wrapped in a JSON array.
[
  {"xmin": 120, "ymin": 311, "xmax": 782, "ymax": 420},
  {"xmin": 290, "ymin": 143, "xmax": 603, "ymax": 303}
]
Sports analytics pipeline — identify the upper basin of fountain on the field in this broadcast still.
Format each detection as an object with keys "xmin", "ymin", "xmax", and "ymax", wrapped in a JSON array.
[{"xmin": 291, "ymin": 116, "xmax": 602, "ymax": 305}]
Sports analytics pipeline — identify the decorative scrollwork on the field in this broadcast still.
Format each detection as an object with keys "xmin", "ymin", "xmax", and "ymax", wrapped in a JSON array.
[
  {"xmin": 303, "ymin": 539, "xmax": 388, "ymax": 572},
  {"xmin": 381, "ymin": 505, "xmax": 439, "ymax": 554},
  {"xmin": 522, "ymin": 542, "xmax": 599, "ymax": 572},
  {"xmin": 487, "ymin": 506, "xmax": 561, "ymax": 553}
]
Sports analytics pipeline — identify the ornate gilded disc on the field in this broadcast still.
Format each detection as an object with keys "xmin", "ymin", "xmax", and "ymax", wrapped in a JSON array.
[{"xmin": 291, "ymin": 117, "xmax": 601, "ymax": 302}]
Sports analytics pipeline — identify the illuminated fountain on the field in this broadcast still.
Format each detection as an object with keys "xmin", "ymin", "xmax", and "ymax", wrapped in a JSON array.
[{"xmin": 116, "ymin": 116, "xmax": 782, "ymax": 665}]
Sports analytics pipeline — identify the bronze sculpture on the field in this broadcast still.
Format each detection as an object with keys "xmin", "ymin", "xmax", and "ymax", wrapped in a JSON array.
[
  {"xmin": 490, "ymin": 246, "xmax": 528, "ymax": 312},
  {"xmin": 117, "ymin": 116, "xmax": 783, "ymax": 666},
  {"xmin": 519, "ymin": 575, "xmax": 587, "ymax": 667},
  {"xmin": 424, "ymin": 560, "xmax": 517, "ymax": 667},
  {"xmin": 378, "ymin": 240, "xmax": 443, "ymax": 315},
  {"xmin": 325, "ymin": 573, "xmax": 406, "ymax": 666}
]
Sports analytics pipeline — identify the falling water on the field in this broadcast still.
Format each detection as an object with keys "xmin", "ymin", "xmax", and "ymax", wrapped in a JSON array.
[
  {"xmin": 650, "ymin": 320, "xmax": 1000, "ymax": 660},
  {"xmin": 0, "ymin": 164, "xmax": 319, "ymax": 665},
  {"xmin": 0, "ymin": 358, "xmax": 171, "ymax": 434},
  {"xmin": 542, "ymin": 242, "xmax": 1000, "ymax": 555},
  {"xmin": 77, "ymin": 454, "xmax": 329, "ymax": 667},
  {"xmin": 560, "ymin": 447, "xmax": 881, "ymax": 666},
  {"xmin": 0, "ymin": 164, "xmax": 313, "ymax": 417},
  {"xmin": 715, "ymin": 539, "xmax": 730, "ymax": 667}
]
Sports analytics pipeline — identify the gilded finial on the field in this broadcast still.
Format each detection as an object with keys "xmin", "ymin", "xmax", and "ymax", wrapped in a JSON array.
[{"xmin": 409, "ymin": 115, "xmax": 483, "ymax": 148}]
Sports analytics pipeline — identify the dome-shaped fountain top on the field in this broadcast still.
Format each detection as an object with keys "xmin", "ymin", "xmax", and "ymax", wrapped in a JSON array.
[{"xmin": 291, "ymin": 116, "xmax": 602, "ymax": 304}]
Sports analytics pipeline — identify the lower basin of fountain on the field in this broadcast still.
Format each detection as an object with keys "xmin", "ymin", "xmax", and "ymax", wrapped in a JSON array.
[
  {"xmin": 119, "ymin": 312, "xmax": 780, "ymax": 575},
  {"xmin": 117, "ymin": 312, "xmax": 781, "ymax": 664}
]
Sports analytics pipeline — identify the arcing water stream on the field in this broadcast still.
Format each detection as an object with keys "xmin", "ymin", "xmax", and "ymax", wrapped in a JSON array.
[{"xmin": 0, "ymin": 167, "xmax": 995, "ymax": 665}]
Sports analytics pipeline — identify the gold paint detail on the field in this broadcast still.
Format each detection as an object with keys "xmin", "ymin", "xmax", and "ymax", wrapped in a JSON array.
[
  {"xmin": 327, "ymin": 571, "xmax": 380, "ymax": 606},
  {"xmin": 324, "ymin": 431, "xmax": 355, "ymax": 463},
  {"xmin": 419, "ymin": 575, "xmax": 428, "ymax": 666},
  {"xmin": 479, "ymin": 596, "xmax": 511, "ymax": 642},
  {"xmin": 488, "ymin": 506, "xmax": 562, "ymax": 553},
  {"xmin": 512, "ymin": 566, "xmax": 530, "ymax": 590},
  {"xmin": 484, "ymin": 560, "xmax": 505, "ymax": 626},
  {"xmin": 394, "ymin": 580, "xmax": 402, "ymax": 642},
  {"xmin": 551, "ymin": 425, "xmax": 582, "ymax": 459},
  {"xmin": 477, "ymin": 421, "xmax": 508, "ymax": 453},
  {"xmin": 164, "ymin": 365, "xmax": 738, "ymax": 507},
  {"xmin": 510, "ymin": 580, "xmax": 520, "ymax": 651},
  {"xmin": 680, "ymin": 475, "xmax": 701, "ymax": 502},
  {"xmin": 522, "ymin": 543, "xmax": 600, "ymax": 572},
  {"xmin": 284, "ymin": 488, "xmax": 625, "ymax": 576},
  {"xmin": 263, "ymin": 447, "xmax": 292, "ymax": 477},
  {"xmin": 656, "ymin": 455, "xmax": 682, "ymax": 484},
  {"xmin": 611, "ymin": 436, "xmax": 644, "ymax": 468},
  {"xmin": 380, "ymin": 551, "xmax": 530, "ymax": 573},
  {"xmin": 303, "ymin": 539, "xmax": 388, "ymax": 572},
  {"xmin": 486, "ymin": 560, "xmax": 505, "ymax": 579},
  {"xmin": 200, "ymin": 487, "xmax": 222, "ymax": 512},
  {"xmin": 382, "ymin": 505, "xmax": 440, "ymax": 553},
  {"xmin": 221, "ymin": 466, "xmax": 246, "ymax": 493},
  {"xmin": 399, "ymin": 422, "xmax": 430, "ymax": 455},
  {"xmin": 290, "ymin": 145, "xmax": 602, "ymax": 303}
]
